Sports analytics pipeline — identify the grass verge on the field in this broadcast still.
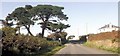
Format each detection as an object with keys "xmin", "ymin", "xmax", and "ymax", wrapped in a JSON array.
[
  {"xmin": 83, "ymin": 41, "xmax": 119, "ymax": 53},
  {"xmin": 40, "ymin": 45, "xmax": 65, "ymax": 56},
  {"xmin": 5, "ymin": 45, "xmax": 65, "ymax": 56}
]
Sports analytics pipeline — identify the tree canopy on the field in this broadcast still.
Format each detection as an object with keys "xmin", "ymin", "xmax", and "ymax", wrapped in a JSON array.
[
  {"xmin": 47, "ymin": 22, "xmax": 70, "ymax": 33},
  {"xmin": 5, "ymin": 4, "xmax": 70, "ymax": 37},
  {"xmin": 6, "ymin": 5, "xmax": 34, "ymax": 36},
  {"xmin": 31, "ymin": 5, "xmax": 69, "ymax": 37}
]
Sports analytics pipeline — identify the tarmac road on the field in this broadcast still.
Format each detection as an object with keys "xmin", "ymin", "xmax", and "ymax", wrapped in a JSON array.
[{"xmin": 53, "ymin": 43, "xmax": 118, "ymax": 56}]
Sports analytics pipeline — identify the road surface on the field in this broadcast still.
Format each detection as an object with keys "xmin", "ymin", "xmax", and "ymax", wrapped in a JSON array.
[{"xmin": 53, "ymin": 43, "xmax": 118, "ymax": 56}]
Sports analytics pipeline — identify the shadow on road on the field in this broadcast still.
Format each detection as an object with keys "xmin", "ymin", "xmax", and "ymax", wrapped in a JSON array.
[{"xmin": 67, "ymin": 40, "xmax": 86, "ymax": 44}]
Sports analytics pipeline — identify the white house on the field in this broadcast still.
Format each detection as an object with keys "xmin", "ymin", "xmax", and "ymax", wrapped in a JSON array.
[
  {"xmin": 0, "ymin": 19, "xmax": 5, "ymax": 29},
  {"xmin": 0, "ymin": 20, "xmax": 2, "ymax": 28},
  {"xmin": 98, "ymin": 23, "xmax": 120, "ymax": 33}
]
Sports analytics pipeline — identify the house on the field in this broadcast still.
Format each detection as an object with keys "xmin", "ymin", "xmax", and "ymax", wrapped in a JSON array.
[
  {"xmin": 98, "ymin": 23, "xmax": 120, "ymax": 33},
  {"xmin": 0, "ymin": 19, "xmax": 7, "ymax": 28},
  {"xmin": 0, "ymin": 20, "xmax": 3, "ymax": 29},
  {"xmin": 0, "ymin": 19, "xmax": 13, "ymax": 28}
]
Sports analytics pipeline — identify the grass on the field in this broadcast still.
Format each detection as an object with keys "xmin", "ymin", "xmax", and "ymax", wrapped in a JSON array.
[
  {"xmin": 11, "ymin": 45, "xmax": 65, "ymax": 56},
  {"xmin": 83, "ymin": 41, "xmax": 119, "ymax": 53},
  {"xmin": 39, "ymin": 45, "xmax": 65, "ymax": 56}
]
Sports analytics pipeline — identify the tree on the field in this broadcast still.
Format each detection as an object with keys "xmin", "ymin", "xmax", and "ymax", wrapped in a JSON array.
[
  {"xmin": 47, "ymin": 31, "xmax": 68, "ymax": 44},
  {"xmin": 47, "ymin": 22, "xmax": 70, "ymax": 33},
  {"xmin": 32, "ymin": 5, "xmax": 68, "ymax": 37},
  {"xmin": 67, "ymin": 35, "xmax": 75, "ymax": 40},
  {"xmin": 6, "ymin": 5, "xmax": 34, "ymax": 36}
]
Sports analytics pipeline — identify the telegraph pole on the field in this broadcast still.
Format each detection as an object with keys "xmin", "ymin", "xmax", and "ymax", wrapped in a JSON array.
[
  {"xmin": 86, "ymin": 23, "xmax": 88, "ymax": 35},
  {"xmin": 77, "ymin": 26, "xmax": 79, "ymax": 39}
]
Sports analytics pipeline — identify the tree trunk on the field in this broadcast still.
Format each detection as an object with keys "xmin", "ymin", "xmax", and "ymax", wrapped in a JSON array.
[
  {"xmin": 18, "ymin": 27, "xmax": 20, "ymax": 34},
  {"xmin": 59, "ymin": 29, "xmax": 62, "ymax": 33},
  {"xmin": 25, "ymin": 26, "xmax": 33, "ymax": 36},
  {"xmin": 41, "ymin": 17, "xmax": 49, "ymax": 38},
  {"xmin": 41, "ymin": 27, "xmax": 45, "ymax": 38},
  {"xmin": 41, "ymin": 19, "xmax": 48, "ymax": 38},
  {"xmin": 27, "ymin": 28, "xmax": 33, "ymax": 36}
]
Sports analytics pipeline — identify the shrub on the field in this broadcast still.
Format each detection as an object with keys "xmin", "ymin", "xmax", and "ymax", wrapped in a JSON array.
[
  {"xmin": 47, "ymin": 32, "xmax": 68, "ymax": 44},
  {"xmin": 3, "ymin": 35, "xmax": 42, "ymax": 54},
  {"xmin": 47, "ymin": 41, "xmax": 61, "ymax": 47},
  {"xmin": 2, "ymin": 27, "xmax": 17, "ymax": 37},
  {"xmin": 2, "ymin": 27, "xmax": 61, "ymax": 55}
]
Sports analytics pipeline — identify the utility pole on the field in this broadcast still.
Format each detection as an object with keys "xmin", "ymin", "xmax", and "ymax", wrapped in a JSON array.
[
  {"xmin": 86, "ymin": 23, "xmax": 88, "ymax": 35},
  {"xmin": 77, "ymin": 27, "xmax": 79, "ymax": 37},
  {"xmin": 77, "ymin": 26, "xmax": 79, "ymax": 40}
]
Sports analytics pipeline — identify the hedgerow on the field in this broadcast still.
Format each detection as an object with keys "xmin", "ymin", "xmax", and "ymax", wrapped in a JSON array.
[{"xmin": 2, "ymin": 27, "xmax": 61, "ymax": 56}]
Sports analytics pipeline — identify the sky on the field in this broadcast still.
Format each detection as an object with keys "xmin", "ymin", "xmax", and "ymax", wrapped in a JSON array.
[
  {"xmin": 0, "ymin": 0, "xmax": 119, "ymax": 2},
  {"xmin": 0, "ymin": 1, "xmax": 119, "ymax": 39}
]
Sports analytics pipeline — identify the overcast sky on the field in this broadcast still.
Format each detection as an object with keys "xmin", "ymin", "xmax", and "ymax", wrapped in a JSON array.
[{"xmin": 0, "ymin": 0, "xmax": 119, "ymax": 39}]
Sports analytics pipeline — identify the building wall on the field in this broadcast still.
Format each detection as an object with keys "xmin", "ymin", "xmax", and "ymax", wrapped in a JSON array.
[{"xmin": 98, "ymin": 27, "xmax": 118, "ymax": 33}]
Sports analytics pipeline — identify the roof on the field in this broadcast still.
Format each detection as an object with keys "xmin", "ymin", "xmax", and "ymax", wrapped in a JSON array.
[{"xmin": 99, "ymin": 23, "xmax": 120, "ymax": 30}]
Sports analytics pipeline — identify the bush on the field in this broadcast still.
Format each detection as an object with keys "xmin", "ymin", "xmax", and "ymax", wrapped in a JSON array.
[
  {"xmin": 3, "ymin": 35, "xmax": 61, "ymax": 55},
  {"xmin": 47, "ymin": 41, "xmax": 61, "ymax": 47},
  {"xmin": 2, "ymin": 27, "xmax": 61, "ymax": 55},
  {"xmin": 3, "ymin": 35, "xmax": 44, "ymax": 53},
  {"xmin": 2, "ymin": 27, "xmax": 17, "ymax": 36},
  {"xmin": 47, "ymin": 32, "xmax": 68, "ymax": 44}
]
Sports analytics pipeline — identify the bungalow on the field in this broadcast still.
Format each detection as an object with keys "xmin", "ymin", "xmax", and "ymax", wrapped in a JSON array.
[
  {"xmin": 0, "ymin": 19, "xmax": 13, "ymax": 28},
  {"xmin": 98, "ymin": 23, "xmax": 120, "ymax": 33},
  {"xmin": 0, "ymin": 20, "xmax": 3, "ymax": 29}
]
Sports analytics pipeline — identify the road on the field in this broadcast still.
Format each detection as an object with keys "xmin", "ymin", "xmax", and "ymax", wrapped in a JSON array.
[{"xmin": 53, "ymin": 43, "xmax": 118, "ymax": 56}]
